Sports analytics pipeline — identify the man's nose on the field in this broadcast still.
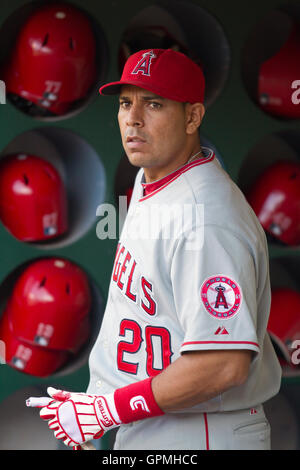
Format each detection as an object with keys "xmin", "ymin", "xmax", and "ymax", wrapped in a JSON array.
[{"xmin": 126, "ymin": 104, "xmax": 144, "ymax": 127}]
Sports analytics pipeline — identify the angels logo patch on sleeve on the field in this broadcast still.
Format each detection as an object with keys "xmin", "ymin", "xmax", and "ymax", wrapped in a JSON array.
[{"xmin": 200, "ymin": 275, "xmax": 242, "ymax": 320}]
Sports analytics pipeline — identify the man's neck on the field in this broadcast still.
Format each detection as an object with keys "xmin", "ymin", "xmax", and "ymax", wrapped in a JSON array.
[{"xmin": 143, "ymin": 147, "xmax": 203, "ymax": 184}]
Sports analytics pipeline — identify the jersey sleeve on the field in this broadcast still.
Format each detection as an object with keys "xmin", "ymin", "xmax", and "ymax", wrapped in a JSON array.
[{"xmin": 170, "ymin": 224, "xmax": 261, "ymax": 356}]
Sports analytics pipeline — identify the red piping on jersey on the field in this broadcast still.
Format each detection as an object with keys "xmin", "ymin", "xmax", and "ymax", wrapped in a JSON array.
[
  {"xmin": 204, "ymin": 413, "xmax": 210, "ymax": 450},
  {"xmin": 181, "ymin": 340, "xmax": 260, "ymax": 348},
  {"xmin": 139, "ymin": 150, "xmax": 215, "ymax": 201}
]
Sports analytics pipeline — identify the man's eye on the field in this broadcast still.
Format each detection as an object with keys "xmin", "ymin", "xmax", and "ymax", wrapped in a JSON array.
[
  {"xmin": 120, "ymin": 101, "xmax": 130, "ymax": 108},
  {"xmin": 149, "ymin": 101, "xmax": 162, "ymax": 109}
]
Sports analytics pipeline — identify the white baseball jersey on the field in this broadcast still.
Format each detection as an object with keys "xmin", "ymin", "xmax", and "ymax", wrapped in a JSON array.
[{"xmin": 87, "ymin": 147, "xmax": 281, "ymax": 416}]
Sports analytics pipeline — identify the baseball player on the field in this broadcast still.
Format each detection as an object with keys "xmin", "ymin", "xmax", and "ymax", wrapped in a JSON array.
[{"xmin": 26, "ymin": 49, "xmax": 282, "ymax": 450}]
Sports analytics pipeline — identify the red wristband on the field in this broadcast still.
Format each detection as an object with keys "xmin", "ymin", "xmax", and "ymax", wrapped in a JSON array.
[{"xmin": 114, "ymin": 377, "xmax": 164, "ymax": 424}]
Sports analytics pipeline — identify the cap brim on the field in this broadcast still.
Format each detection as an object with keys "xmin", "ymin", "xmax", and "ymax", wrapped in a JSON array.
[
  {"xmin": 99, "ymin": 80, "xmax": 157, "ymax": 95},
  {"xmin": 99, "ymin": 81, "xmax": 123, "ymax": 95},
  {"xmin": 99, "ymin": 80, "xmax": 190, "ymax": 102}
]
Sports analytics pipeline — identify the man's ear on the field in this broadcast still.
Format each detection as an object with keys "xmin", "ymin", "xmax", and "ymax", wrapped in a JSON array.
[{"xmin": 185, "ymin": 103, "xmax": 205, "ymax": 135}]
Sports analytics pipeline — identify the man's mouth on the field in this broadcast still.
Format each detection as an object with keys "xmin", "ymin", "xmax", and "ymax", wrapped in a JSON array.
[
  {"xmin": 126, "ymin": 136, "xmax": 146, "ymax": 143},
  {"xmin": 126, "ymin": 135, "xmax": 147, "ymax": 149}
]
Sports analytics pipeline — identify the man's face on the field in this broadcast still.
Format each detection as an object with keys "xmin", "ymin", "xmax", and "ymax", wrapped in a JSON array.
[{"xmin": 118, "ymin": 85, "xmax": 191, "ymax": 180}]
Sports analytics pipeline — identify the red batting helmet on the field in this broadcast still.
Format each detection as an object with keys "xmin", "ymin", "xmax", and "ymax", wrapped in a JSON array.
[
  {"xmin": 2, "ymin": 3, "xmax": 97, "ymax": 116},
  {"xmin": 0, "ymin": 153, "xmax": 68, "ymax": 242},
  {"xmin": 258, "ymin": 24, "xmax": 300, "ymax": 119},
  {"xmin": 247, "ymin": 160, "xmax": 300, "ymax": 246},
  {"xmin": 0, "ymin": 258, "xmax": 92, "ymax": 377},
  {"xmin": 267, "ymin": 288, "xmax": 300, "ymax": 370}
]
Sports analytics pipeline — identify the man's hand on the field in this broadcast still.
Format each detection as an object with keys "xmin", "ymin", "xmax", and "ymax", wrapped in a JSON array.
[
  {"xmin": 26, "ymin": 378, "xmax": 164, "ymax": 449},
  {"xmin": 26, "ymin": 387, "xmax": 121, "ymax": 449}
]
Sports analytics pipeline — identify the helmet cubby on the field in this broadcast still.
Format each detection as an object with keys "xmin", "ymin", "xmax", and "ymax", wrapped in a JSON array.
[
  {"xmin": 0, "ymin": 1, "xmax": 109, "ymax": 121},
  {"xmin": 118, "ymin": 1, "xmax": 231, "ymax": 109},
  {"xmin": 0, "ymin": 127, "xmax": 107, "ymax": 249},
  {"xmin": 241, "ymin": 5, "xmax": 300, "ymax": 121},
  {"xmin": 0, "ymin": 256, "xmax": 104, "ymax": 379},
  {"xmin": 238, "ymin": 130, "xmax": 300, "ymax": 249}
]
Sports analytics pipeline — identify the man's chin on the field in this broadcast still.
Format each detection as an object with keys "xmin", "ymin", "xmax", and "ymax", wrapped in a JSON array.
[{"xmin": 127, "ymin": 153, "xmax": 151, "ymax": 168}]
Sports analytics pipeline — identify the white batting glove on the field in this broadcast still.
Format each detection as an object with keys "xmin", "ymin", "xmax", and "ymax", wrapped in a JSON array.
[
  {"xmin": 26, "ymin": 378, "xmax": 164, "ymax": 450},
  {"xmin": 26, "ymin": 387, "xmax": 121, "ymax": 449}
]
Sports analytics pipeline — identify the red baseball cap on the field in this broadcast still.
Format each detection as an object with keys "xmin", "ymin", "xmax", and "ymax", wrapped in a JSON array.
[{"xmin": 99, "ymin": 48, "xmax": 205, "ymax": 103}]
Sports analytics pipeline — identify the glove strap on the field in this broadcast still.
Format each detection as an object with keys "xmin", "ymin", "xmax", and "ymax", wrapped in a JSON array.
[
  {"xmin": 114, "ymin": 377, "xmax": 164, "ymax": 424},
  {"xmin": 94, "ymin": 393, "xmax": 122, "ymax": 430}
]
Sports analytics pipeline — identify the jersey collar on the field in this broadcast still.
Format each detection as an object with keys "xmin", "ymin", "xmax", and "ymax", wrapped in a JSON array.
[{"xmin": 140, "ymin": 147, "xmax": 215, "ymax": 200}]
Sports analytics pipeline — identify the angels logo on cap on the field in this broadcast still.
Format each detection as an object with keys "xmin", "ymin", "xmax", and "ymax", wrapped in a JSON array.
[
  {"xmin": 200, "ymin": 275, "xmax": 242, "ymax": 320},
  {"xmin": 131, "ymin": 50, "xmax": 157, "ymax": 76}
]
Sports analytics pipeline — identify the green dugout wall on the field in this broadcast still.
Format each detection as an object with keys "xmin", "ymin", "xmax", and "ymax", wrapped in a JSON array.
[{"xmin": 0, "ymin": 0, "xmax": 299, "ymax": 450}]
